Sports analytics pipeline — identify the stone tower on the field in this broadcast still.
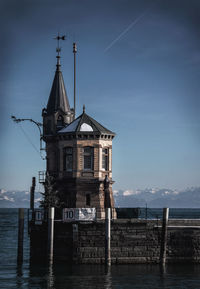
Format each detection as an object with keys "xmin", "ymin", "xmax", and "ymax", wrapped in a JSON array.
[{"xmin": 42, "ymin": 46, "xmax": 115, "ymax": 216}]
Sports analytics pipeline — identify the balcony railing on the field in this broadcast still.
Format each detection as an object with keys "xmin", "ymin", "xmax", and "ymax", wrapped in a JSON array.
[{"xmin": 38, "ymin": 171, "xmax": 46, "ymax": 183}]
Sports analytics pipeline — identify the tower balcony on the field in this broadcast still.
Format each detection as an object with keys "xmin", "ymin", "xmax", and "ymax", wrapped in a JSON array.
[
  {"xmin": 38, "ymin": 171, "xmax": 46, "ymax": 184},
  {"xmin": 38, "ymin": 170, "xmax": 60, "ymax": 183}
]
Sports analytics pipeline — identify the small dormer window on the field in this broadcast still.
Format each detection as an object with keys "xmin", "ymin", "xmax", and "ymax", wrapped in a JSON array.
[
  {"xmin": 57, "ymin": 115, "xmax": 64, "ymax": 127},
  {"xmin": 83, "ymin": 147, "xmax": 94, "ymax": 170},
  {"xmin": 80, "ymin": 123, "xmax": 93, "ymax": 131},
  {"xmin": 102, "ymin": 148, "xmax": 109, "ymax": 171}
]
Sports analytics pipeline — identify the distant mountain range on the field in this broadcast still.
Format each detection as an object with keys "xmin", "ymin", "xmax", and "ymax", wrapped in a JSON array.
[
  {"xmin": 0, "ymin": 187, "xmax": 200, "ymax": 208},
  {"xmin": 114, "ymin": 187, "xmax": 200, "ymax": 208},
  {"xmin": 0, "ymin": 189, "xmax": 42, "ymax": 208}
]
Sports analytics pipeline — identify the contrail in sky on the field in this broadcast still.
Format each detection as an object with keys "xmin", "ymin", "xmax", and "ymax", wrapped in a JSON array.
[{"xmin": 104, "ymin": 11, "xmax": 147, "ymax": 53}]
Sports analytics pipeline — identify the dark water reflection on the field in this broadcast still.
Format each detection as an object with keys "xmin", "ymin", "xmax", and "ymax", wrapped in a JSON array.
[
  {"xmin": 1, "ymin": 209, "xmax": 200, "ymax": 289},
  {"xmin": 14, "ymin": 263, "xmax": 198, "ymax": 289}
]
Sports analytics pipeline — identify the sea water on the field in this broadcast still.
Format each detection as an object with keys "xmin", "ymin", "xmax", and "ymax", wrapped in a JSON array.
[{"xmin": 1, "ymin": 208, "xmax": 200, "ymax": 289}]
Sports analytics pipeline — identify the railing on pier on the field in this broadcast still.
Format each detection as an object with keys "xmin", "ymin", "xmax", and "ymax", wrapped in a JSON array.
[
  {"xmin": 28, "ymin": 208, "xmax": 200, "ymax": 227},
  {"xmin": 28, "ymin": 208, "xmax": 116, "ymax": 225},
  {"xmin": 138, "ymin": 208, "xmax": 200, "ymax": 220}
]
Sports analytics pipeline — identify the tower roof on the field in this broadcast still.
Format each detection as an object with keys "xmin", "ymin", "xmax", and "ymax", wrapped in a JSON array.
[
  {"xmin": 46, "ymin": 57, "xmax": 71, "ymax": 115},
  {"xmin": 58, "ymin": 110, "xmax": 115, "ymax": 136}
]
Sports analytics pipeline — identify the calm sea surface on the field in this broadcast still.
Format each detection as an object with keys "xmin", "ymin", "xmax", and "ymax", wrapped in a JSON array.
[{"xmin": 1, "ymin": 208, "xmax": 200, "ymax": 289}]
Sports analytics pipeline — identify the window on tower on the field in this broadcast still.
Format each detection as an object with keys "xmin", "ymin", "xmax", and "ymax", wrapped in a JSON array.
[
  {"xmin": 63, "ymin": 147, "xmax": 73, "ymax": 171},
  {"xmin": 83, "ymin": 147, "xmax": 94, "ymax": 170},
  {"xmin": 46, "ymin": 120, "xmax": 51, "ymax": 134},
  {"xmin": 86, "ymin": 193, "xmax": 91, "ymax": 206},
  {"xmin": 102, "ymin": 148, "xmax": 109, "ymax": 171},
  {"xmin": 57, "ymin": 115, "xmax": 64, "ymax": 127}
]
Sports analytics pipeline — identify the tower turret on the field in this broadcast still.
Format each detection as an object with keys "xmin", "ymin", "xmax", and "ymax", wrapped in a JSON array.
[{"xmin": 42, "ymin": 40, "xmax": 74, "ymax": 136}]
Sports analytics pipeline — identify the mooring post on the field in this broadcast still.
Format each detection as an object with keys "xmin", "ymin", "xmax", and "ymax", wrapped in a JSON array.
[
  {"xmin": 48, "ymin": 207, "xmax": 55, "ymax": 263},
  {"xmin": 30, "ymin": 177, "xmax": 36, "ymax": 210},
  {"xmin": 72, "ymin": 223, "xmax": 79, "ymax": 263},
  {"xmin": 17, "ymin": 208, "xmax": 24, "ymax": 264},
  {"xmin": 145, "ymin": 203, "xmax": 148, "ymax": 220},
  {"xmin": 160, "ymin": 207, "xmax": 169, "ymax": 265},
  {"xmin": 104, "ymin": 175, "xmax": 111, "ymax": 266},
  {"xmin": 105, "ymin": 208, "xmax": 111, "ymax": 266}
]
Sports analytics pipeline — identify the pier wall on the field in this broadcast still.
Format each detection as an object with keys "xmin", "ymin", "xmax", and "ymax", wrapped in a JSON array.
[{"xmin": 30, "ymin": 219, "xmax": 200, "ymax": 264}]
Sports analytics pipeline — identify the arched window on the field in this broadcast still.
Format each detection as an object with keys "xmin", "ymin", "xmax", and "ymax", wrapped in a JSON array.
[
  {"xmin": 63, "ymin": 147, "xmax": 73, "ymax": 171},
  {"xmin": 57, "ymin": 115, "xmax": 64, "ymax": 127},
  {"xmin": 83, "ymin": 147, "xmax": 93, "ymax": 170},
  {"xmin": 102, "ymin": 148, "xmax": 109, "ymax": 171}
]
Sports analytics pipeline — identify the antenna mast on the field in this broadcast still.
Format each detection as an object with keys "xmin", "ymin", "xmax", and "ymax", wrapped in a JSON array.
[{"xmin": 73, "ymin": 42, "xmax": 77, "ymax": 118}]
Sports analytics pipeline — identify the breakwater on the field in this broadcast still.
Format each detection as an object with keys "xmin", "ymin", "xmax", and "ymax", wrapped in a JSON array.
[{"xmin": 30, "ymin": 217, "xmax": 200, "ymax": 264}]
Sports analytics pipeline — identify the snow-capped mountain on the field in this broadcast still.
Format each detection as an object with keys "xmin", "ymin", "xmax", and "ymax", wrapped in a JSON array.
[
  {"xmin": 114, "ymin": 187, "xmax": 200, "ymax": 208},
  {"xmin": 0, "ymin": 189, "xmax": 42, "ymax": 208},
  {"xmin": 0, "ymin": 187, "xmax": 200, "ymax": 208}
]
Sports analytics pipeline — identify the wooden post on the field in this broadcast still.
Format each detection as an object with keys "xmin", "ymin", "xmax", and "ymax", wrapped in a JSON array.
[
  {"xmin": 17, "ymin": 208, "xmax": 24, "ymax": 264},
  {"xmin": 160, "ymin": 208, "xmax": 169, "ymax": 265},
  {"xmin": 30, "ymin": 177, "xmax": 36, "ymax": 210},
  {"xmin": 48, "ymin": 207, "xmax": 55, "ymax": 263},
  {"xmin": 105, "ymin": 208, "xmax": 111, "ymax": 266},
  {"xmin": 145, "ymin": 203, "xmax": 148, "ymax": 220}
]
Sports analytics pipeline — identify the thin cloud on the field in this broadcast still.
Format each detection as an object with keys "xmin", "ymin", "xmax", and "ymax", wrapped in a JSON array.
[{"xmin": 104, "ymin": 11, "xmax": 147, "ymax": 53}]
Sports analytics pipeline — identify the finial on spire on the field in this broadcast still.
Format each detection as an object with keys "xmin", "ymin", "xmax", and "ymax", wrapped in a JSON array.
[
  {"xmin": 73, "ymin": 42, "xmax": 77, "ymax": 53},
  {"xmin": 83, "ymin": 104, "xmax": 85, "ymax": 113},
  {"xmin": 54, "ymin": 33, "xmax": 66, "ymax": 70}
]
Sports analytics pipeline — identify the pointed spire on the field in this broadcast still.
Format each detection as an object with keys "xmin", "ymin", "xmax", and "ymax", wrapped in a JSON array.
[
  {"xmin": 46, "ymin": 35, "xmax": 71, "ymax": 115},
  {"xmin": 46, "ymin": 65, "xmax": 70, "ymax": 115}
]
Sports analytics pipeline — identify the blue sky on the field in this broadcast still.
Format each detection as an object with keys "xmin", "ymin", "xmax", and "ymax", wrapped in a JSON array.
[{"xmin": 0, "ymin": 0, "xmax": 200, "ymax": 192}]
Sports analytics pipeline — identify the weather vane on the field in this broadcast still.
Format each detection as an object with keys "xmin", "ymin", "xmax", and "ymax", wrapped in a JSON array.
[{"xmin": 54, "ymin": 34, "xmax": 66, "ymax": 56}]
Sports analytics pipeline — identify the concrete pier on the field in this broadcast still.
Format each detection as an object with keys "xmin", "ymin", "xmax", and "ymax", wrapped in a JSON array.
[{"xmin": 30, "ymin": 216, "xmax": 200, "ymax": 264}]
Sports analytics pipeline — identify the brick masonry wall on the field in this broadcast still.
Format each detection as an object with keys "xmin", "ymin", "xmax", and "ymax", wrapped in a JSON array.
[
  {"xmin": 30, "ymin": 219, "xmax": 200, "ymax": 264},
  {"xmin": 74, "ymin": 220, "xmax": 160, "ymax": 264}
]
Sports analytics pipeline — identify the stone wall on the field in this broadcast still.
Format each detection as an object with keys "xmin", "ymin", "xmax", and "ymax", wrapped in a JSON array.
[
  {"xmin": 73, "ymin": 220, "xmax": 160, "ymax": 264},
  {"xmin": 30, "ymin": 219, "xmax": 200, "ymax": 264}
]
